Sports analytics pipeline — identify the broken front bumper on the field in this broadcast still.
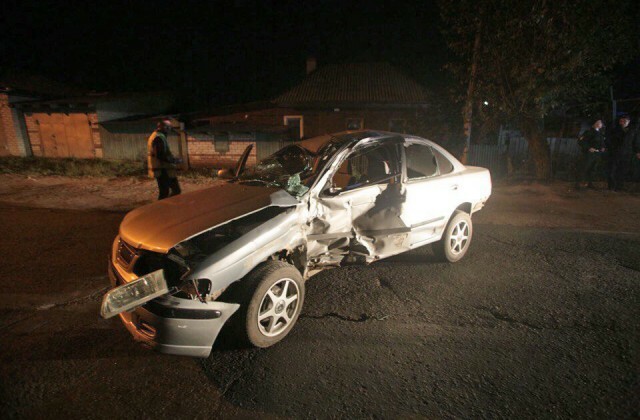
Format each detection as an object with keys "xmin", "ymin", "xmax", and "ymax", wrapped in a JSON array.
[{"xmin": 108, "ymin": 263, "xmax": 239, "ymax": 358}]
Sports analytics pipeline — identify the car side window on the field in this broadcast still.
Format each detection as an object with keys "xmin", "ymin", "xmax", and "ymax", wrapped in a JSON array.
[
  {"xmin": 405, "ymin": 144, "xmax": 438, "ymax": 179},
  {"xmin": 432, "ymin": 148, "xmax": 454, "ymax": 174},
  {"xmin": 330, "ymin": 143, "xmax": 400, "ymax": 192}
]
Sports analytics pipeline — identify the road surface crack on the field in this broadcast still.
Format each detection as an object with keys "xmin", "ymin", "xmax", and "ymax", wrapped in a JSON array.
[
  {"xmin": 37, "ymin": 284, "xmax": 109, "ymax": 311},
  {"xmin": 377, "ymin": 277, "xmax": 423, "ymax": 306},
  {"xmin": 475, "ymin": 306, "xmax": 543, "ymax": 330},
  {"xmin": 300, "ymin": 312, "xmax": 382, "ymax": 322},
  {"xmin": 618, "ymin": 261, "xmax": 639, "ymax": 272}
]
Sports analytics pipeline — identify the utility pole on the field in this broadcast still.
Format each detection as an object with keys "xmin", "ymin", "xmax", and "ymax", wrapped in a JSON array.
[
  {"xmin": 461, "ymin": 14, "xmax": 483, "ymax": 164},
  {"xmin": 610, "ymin": 86, "xmax": 616, "ymax": 122}
]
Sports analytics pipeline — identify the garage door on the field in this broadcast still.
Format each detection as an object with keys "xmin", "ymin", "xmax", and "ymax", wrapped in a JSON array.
[{"xmin": 35, "ymin": 113, "xmax": 95, "ymax": 158}]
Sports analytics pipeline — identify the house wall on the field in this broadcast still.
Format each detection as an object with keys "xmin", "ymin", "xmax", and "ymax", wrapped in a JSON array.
[
  {"xmin": 203, "ymin": 107, "xmax": 422, "ymax": 139},
  {"xmin": 189, "ymin": 106, "xmax": 423, "ymax": 169},
  {"xmin": 187, "ymin": 131, "xmax": 257, "ymax": 169},
  {"xmin": 0, "ymin": 93, "xmax": 28, "ymax": 156},
  {"xmin": 24, "ymin": 113, "xmax": 42, "ymax": 156}
]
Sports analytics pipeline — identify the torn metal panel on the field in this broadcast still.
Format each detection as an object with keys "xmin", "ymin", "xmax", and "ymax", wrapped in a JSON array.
[
  {"xmin": 307, "ymin": 184, "xmax": 412, "ymax": 264},
  {"xmin": 352, "ymin": 183, "xmax": 411, "ymax": 259},
  {"xmin": 306, "ymin": 137, "xmax": 410, "ymax": 265},
  {"xmin": 187, "ymin": 204, "xmax": 308, "ymax": 290}
]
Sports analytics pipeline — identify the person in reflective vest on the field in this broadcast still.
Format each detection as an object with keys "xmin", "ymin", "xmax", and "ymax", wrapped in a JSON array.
[{"xmin": 147, "ymin": 119, "xmax": 181, "ymax": 200}]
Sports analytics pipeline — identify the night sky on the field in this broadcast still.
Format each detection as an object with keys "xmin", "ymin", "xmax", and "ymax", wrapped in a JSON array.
[{"xmin": 1, "ymin": 0, "xmax": 447, "ymax": 108}]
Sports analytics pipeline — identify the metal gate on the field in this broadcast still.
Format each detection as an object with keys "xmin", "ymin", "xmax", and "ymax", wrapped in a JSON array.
[
  {"xmin": 255, "ymin": 132, "xmax": 292, "ymax": 161},
  {"xmin": 100, "ymin": 121, "xmax": 180, "ymax": 161},
  {"xmin": 33, "ymin": 113, "xmax": 95, "ymax": 158}
]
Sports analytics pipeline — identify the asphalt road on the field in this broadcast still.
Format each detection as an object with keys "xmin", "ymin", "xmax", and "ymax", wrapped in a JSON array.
[{"xmin": 0, "ymin": 205, "xmax": 638, "ymax": 419}]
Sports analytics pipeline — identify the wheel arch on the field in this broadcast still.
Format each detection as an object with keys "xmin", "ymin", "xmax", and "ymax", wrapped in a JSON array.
[
  {"xmin": 455, "ymin": 202, "xmax": 473, "ymax": 215},
  {"xmin": 268, "ymin": 246, "xmax": 307, "ymax": 278}
]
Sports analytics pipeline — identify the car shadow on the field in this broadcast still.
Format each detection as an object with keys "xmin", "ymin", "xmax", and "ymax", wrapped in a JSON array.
[{"xmin": 381, "ymin": 245, "xmax": 442, "ymax": 265}]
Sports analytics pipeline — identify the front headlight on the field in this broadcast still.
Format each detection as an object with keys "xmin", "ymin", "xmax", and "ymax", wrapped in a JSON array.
[{"xmin": 100, "ymin": 269, "xmax": 169, "ymax": 319}]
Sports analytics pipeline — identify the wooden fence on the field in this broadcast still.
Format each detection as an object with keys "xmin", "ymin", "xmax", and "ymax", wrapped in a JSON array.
[
  {"xmin": 99, "ymin": 121, "xmax": 181, "ymax": 161},
  {"xmin": 468, "ymin": 137, "xmax": 581, "ymax": 179}
]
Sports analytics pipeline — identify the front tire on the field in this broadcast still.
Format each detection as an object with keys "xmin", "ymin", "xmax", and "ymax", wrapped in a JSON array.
[
  {"xmin": 433, "ymin": 210, "xmax": 473, "ymax": 262},
  {"xmin": 232, "ymin": 261, "xmax": 305, "ymax": 348}
]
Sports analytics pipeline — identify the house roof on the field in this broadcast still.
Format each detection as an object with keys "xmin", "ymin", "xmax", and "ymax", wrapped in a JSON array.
[
  {"xmin": 11, "ymin": 91, "xmax": 172, "ymax": 107},
  {"xmin": 0, "ymin": 71, "xmax": 85, "ymax": 97},
  {"xmin": 274, "ymin": 62, "xmax": 429, "ymax": 106}
]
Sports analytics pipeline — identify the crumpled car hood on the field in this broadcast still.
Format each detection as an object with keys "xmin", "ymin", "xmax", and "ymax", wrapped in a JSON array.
[{"xmin": 119, "ymin": 183, "xmax": 282, "ymax": 253}]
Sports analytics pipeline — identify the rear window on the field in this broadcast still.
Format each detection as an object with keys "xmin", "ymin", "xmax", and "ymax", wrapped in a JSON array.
[{"xmin": 433, "ymin": 148, "xmax": 454, "ymax": 174}]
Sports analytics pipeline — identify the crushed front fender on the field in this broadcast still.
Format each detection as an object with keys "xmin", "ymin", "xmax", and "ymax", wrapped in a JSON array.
[{"xmin": 118, "ymin": 295, "xmax": 240, "ymax": 358}]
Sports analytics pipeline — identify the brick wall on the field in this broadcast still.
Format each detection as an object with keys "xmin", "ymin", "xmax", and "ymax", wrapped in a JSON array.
[
  {"xmin": 88, "ymin": 113, "xmax": 103, "ymax": 158},
  {"xmin": 24, "ymin": 114, "xmax": 42, "ymax": 156},
  {"xmin": 200, "ymin": 106, "xmax": 422, "ymax": 139},
  {"xmin": 187, "ymin": 133, "xmax": 257, "ymax": 169},
  {"xmin": 0, "ymin": 93, "xmax": 27, "ymax": 156}
]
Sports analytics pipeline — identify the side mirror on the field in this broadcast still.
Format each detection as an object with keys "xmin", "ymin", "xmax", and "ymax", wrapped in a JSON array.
[{"xmin": 217, "ymin": 168, "xmax": 233, "ymax": 179}]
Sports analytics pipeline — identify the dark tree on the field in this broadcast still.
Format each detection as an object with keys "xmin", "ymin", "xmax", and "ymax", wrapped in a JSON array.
[{"xmin": 440, "ymin": 0, "xmax": 638, "ymax": 179}]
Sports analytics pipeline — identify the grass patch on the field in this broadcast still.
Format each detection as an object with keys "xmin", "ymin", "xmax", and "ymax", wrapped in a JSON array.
[
  {"xmin": 180, "ymin": 166, "xmax": 217, "ymax": 180},
  {"xmin": 0, "ymin": 156, "xmax": 145, "ymax": 177},
  {"xmin": 0, "ymin": 156, "xmax": 218, "ymax": 180}
]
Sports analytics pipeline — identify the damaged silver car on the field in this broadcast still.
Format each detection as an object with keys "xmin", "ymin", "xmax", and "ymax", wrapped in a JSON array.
[{"xmin": 101, "ymin": 130, "xmax": 492, "ymax": 357}]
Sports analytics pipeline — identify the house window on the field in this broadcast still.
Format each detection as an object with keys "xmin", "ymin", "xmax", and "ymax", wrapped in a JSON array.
[
  {"xmin": 389, "ymin": 119, "xmax": 407, "ymax": 133},
  {"xmin": 284, "ymin": 116, "xmax": 304, "ymax": 140},
  {"xmin": 346, "ymin": 118, "xmax": 363, "ymax": 130},
  {"xmin": 213, "ymin": 132, "xmax": 230, "ymax": 153}
]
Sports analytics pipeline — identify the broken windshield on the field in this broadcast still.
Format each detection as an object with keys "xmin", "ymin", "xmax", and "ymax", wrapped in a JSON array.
[
  {"xmin": 235, "ymin": 132, "xmax": 379, "ymax": 196},
  {"xmin": 237, "ymin": 144, "xmax": 317, "ymax": 196}
]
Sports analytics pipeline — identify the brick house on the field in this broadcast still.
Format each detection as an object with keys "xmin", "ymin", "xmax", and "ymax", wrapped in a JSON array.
[
  {"xmin": 2, "ymin": 63, "xmax": 430, "ymax": 171},
  {"xmin": 186, "ymin": 61, "xmax": 430, "ymax": 168}
]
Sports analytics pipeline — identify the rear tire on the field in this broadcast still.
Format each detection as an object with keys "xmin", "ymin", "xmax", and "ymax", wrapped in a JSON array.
[
  {"xmin": 229, "ymin": 261, "xmax": 305, "ymax": 348},
  {"xmin": 433, "ymin": 210, "xmax": 473, "ymax": 262}
]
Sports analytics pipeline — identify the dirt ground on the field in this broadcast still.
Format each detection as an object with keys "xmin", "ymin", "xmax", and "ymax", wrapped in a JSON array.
[
  {"xmin": 1, "ymin": 174, "xmax": 639, "ymax": 232},
  {"xmin": 0, "ymin": 174, "xmax": 220, "ymax": 212}
]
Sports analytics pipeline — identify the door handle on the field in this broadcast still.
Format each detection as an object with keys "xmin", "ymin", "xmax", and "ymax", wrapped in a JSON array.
[{"xmin": 450, "ymin": 184, "xmax": 459, "ymax": 190}]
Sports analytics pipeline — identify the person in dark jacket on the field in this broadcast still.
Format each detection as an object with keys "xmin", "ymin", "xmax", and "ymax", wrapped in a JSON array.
[
  {"xmin": 633, "ymin": 117, "xmax": 640, "ymax": 184},
  {"xmin": 575, "ymin": 119, "xmax": 605, "ymax": 189},
  {"xmin": 606, "ymin": 114, "xmax": 637, "ymax": 191},
  {"xmin": 147, "ymin": 119, "xmax": 182, "ymax": 200}
]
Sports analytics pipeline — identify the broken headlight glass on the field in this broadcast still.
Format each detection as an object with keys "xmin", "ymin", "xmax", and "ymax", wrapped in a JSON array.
[{"xmin": 100, "ymin": 270, "xmax": 168, "ymax": 319}]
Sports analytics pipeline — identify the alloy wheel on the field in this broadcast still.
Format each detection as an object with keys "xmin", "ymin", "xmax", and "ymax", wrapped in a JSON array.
[
  {"xmin": 449, "ymin": 220, "xmax": 470, "ymax": 255},
  {"xmin": 257, "ymin": 278, "xmax": 300, "ymax": 337}
]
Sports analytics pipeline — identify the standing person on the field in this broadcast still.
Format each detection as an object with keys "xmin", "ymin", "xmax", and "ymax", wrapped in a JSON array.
[
  {"xmin": 148, "ymin": 119, "xmax": 181, "ymax": 200},
  {"xmin": 633, "ymin": 117, "xmax": 640, "ymax": 184},
  {"xmin": 575, "ymin": 119, "xmax": 605, "ymax": 189},
  {"xmin": 606, "ymin": 114, "xmax": 636, "ymax": 191}
]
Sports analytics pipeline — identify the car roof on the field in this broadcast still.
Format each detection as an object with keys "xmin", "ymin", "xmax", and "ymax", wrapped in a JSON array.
[{"xmin": 298, "ymin": 130, "xmax": 390, "ymax": 154}]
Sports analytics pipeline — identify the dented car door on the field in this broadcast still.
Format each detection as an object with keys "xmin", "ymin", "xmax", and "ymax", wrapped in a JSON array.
[{"xmin": 307, "ymin": 140, "xmax": 410, "ymax": 265}]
